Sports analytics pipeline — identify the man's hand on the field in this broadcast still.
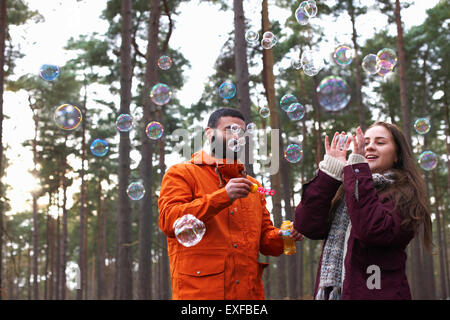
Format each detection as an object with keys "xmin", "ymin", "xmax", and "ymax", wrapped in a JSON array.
[{"xmin": 225, "ymin": 178, "xmax": 254, "ymax": 201}]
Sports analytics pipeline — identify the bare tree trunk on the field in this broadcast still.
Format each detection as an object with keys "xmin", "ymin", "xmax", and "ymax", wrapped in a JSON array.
[
  {"xmin": 348, "ymin": 1, "xmax": 365, "ymax": 130},
  {"xmin": 261, "ymin": 0, "xmax": 286, "ymax": 299},
  {"xmin": 0, "ymin": 0, "xmax": 7, "ymax": 301},
  {"xmin": 233, "ymin": 0, "xmax": 254, "ymax": 176},
  {"xmin": 96, "ymin": 180, "xmax": 106, "ymax": 300},
  {"xmin": 138, "ymin": 0, "xmax": 160, "ymax": 300},
  {"xmin": 60, "ymin": 145, "xmax": 68, "ymax": 300},
  {"xmin": 117, "ymin": 0, "xmax": 134, "ymax": 300}
]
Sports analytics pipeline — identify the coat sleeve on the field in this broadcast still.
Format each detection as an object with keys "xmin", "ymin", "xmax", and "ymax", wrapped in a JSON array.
[
  {"xmin": 293, "ymin": 170, "xmax": 342, "ymax": 240},
  {"xmin": 158, "ymin": 164, "xmax": 233, "ymax": 238},
  {"xmin": 259, "ymin": 196, "xmax": 284, "ymax": 257},
  {"xmin": 343, "ymin": 163, "xmax": 414, "ymax": 247}
]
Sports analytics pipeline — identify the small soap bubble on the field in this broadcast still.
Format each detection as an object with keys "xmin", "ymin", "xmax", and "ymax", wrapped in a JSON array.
[
  {"xmin": 238, "ymin": 136, "xmax": 246, "ymax": 146},
  {"xmin": 90, "ymin": 139, "xmax": 109, "ymax": 157},
  {"xmin": 116, "ymin": 114, "xmax": 133, "ymax": 132},
  {"xmin": 150, "ymin": 83, "xmax": 172, "ymax": 106},
  {"xmin": 301, "ymin": 49, "xmax": 325, "ymax": 76},
  {"xmin": 284, "ymin": 144, "xmax": 303, "ymax": 163},
  {"xmin": 54, "ymin": 104, "xmax": 82, "ymax": 130},
  {"xmin": 259, "ymin": 106, "xmax": 270, "ymax": 118},
  {"xmin": 362, "ymin": 54, "xmax": 381, "ymax": 75},
  {"xmin": 414, "ymin": 118, "xmax": 431, "ymax": 135},
  {"xmin": 301, "ymin": 0, "xmax": 318, "ymax": 18},
  {"xmin": 280, "ymin": 94, "xmax": 298, "ymax": 112},
  {"xmin": 39, "ymin": 64, "xmax": 60, "ymax": 81},
  {"xmin": 173, "ymin": 214, "xmax": 206, "ymax": 247},
  {"xmin": 295, "ymin": 5, "xmax": 309, "ymax": 25},
  {"xmin": 291, "ymin": 58, "xmax": 303, "ymax": 70},
  {"xmin": 228, "ymin": 138, "xmax": 241, "ymax": 152},
  {"xmin": 377, "ymin": 48, "xmax": 397, "ymax": 68},
  {"xmin": 316, "ymin": 76, "xmax": 351, "ymax": 112},
  {"xmin": 419, "ymin": 151, "xmax": 438, "ymax": 171},
  {"xmin": 230, "ymin": 123, "xmax": 242, "ymax": 135},
  {"xmin": 127, "ymin": 182, "xmax": 145, "ymax": 200},
  {"xmin": 245, "ymin": 29, "xmax": 259, "ymax": 44},
  {"xmin": 261, "ymin": 38, "xmax": 274, "ymax": 50},
  {"xmin": 146, "ymin": 121, "xmax": 164, "ymax": 140},
  {"xmin": 218, "ymin": 82, "xmax": 236, "ymax": 99},
  {"xmin": 287, "ymin": 102, "xmax": 306, "ymax": 121},
  {"xmin": 333, "ymin": 45, "xmax": 354, "ymax": 66},
  {"xmin": 246, "ymin": 122, "xmax": 257, "ymax": 134},
  {"xmin": 157, "ymin": 55, "xmax": 173, "ymax": 70}
]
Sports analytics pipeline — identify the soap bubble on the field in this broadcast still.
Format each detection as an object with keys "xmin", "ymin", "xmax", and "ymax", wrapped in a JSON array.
[
  {"xmin": 230, "ymin": 123, "xmax": 242, "ymax": 135},
  {"xmin": 228, "ymin": 138, "xmax": 241, "ymax": 152},
  {"xmin": 419, "ymin": 151, "xmax": 438, "ymax": 171},
  {"xmin": 414, "ymin": 118, "xmax": 431, "ymax": 135},
  {"xmin": 301, "ymin": 0, "xmax": 318, "ymax": 18},
  {"xmin": 259, "ymin": 106, "xmax": 270, "ymax": 118},
  {"xmin": 245, "ymin": 29, "xmax": 259, "ymax": 44},
  {"xmin": 218, "ymin": 82, "xmax": 236, "ymax": 99},
  {"xmin": 284, "ymin": 144, "xmax": 303, "ymax": 163},
  {"xmin": 146, "ymin": 121, "xmax": 164, "ymax": 140},
  {"xmin": 116, "ymin": 114, "xmax": 133, "ymax": 132},
  {"xmin": 127, "ymin": 182, "xmax": 145, "ymax": 200},
  {"xmin": 157, "ymin": 55, "xmax": 173, "ymax": 70},
  {"xmin": 39, "ymin": 64, "xmax": 60, "ymax": 81},
  {"xmin": 261, "ymin": 38, "xmax": 274, "ymax": 50},
  {"xmin": 238, "ymin": 136, "xmax": 246, "ymax": 146},
  {"xmin": 90, "ymin": 139, "xmax": 109, "ymax": 157},
  {"xmin": 301, "ymin": 49, "xmax": 326, "ymax": 76},
  {"xmin": 377, "ymin": 59, "xmax": 394, "ymax": 76},
  {"xmin": 316, "ymin": 76, "xmax": 351, "ymax": 112},
  {"xmin": 246, "ymin": 122, "xmax": 257, "ymax": 134},
  {"xmin": 287, "ymin": 102, "xmax": 306, "ymax": 120},
  {"xmin": 150, "ymin": 83, "xmax": 172, "ymax": 106},
  {"xmin": 362, "ymin": 54, "xmax": 381, "ymax": 75},
  {"xmin": 377, "ymin": 48, "xmax": 397, "ymax": 68},
  {"xmin": 291, "ymin": 58, "xmax": 303, "ymax": 70},
  {"xmin": 173, "ymin": 214, "xmax": 206, "ymax": 247},
  {"xmin": 280, "ymin": 94, "xmax": 298, "ymax": 112},
  {"xmin": 54, "ymin": 104, "xmax": 82, "ymax": 130},
  {"xmin": 333, "ymin": 45, "xmax": 354, "ymax": 66},
  {"xmin": 295, "ymin": 5, "xmax": 309, "ymax": 25}
]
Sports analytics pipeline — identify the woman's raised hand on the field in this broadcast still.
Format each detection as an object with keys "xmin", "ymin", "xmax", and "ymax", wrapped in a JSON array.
[{"xmin": 324, "ymin": 131, "xmax": 352, "ymax": 164}]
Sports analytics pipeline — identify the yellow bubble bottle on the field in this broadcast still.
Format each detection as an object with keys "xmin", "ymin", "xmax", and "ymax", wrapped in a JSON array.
[{"xmin": 280, "ymin": 220, "xmax": 296, "ymax": 255}]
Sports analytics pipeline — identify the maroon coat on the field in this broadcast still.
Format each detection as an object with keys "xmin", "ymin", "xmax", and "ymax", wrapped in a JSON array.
[{"xmin": 294, "ymin": 163, "xmax": 415, "ymax": 300}]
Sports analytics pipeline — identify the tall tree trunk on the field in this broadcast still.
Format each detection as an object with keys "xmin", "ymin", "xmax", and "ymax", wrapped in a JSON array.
[
  {"xmin": 431, "ymin": 170, "xmax": 448, "ymax": 299},
  {"xmin": 261, "ymin": 0, "xmax": 286, "ymax": 299},
  {"xmin": 138, "ymin": 0, "xmax": 160, "ymax": 300},
  {"xmin": 117, "ymin": 0, "xmax": 134, "ymax": 300},
  {"xmin": 60, "ymin": 144, "xmax": 68, "ymax": 300},
  {"xmin": 96, "ymin": 179, "xmax": 106, "ymax": 300},
  {"xmin": 348, "ymin": 0, "xmax": 365, "ymax": 130},
  {"xmin": 233, "ymin": 0, "xmax": 254, "ymax": 176},
  {"xmin": 0, "ymin": 0, "xmax": 6, "ymax": 301}
]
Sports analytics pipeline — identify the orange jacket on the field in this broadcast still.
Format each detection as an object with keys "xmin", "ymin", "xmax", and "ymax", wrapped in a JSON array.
[{"xmin": 158, "ymin": 150, "xmax": 283, "ymax": 300}]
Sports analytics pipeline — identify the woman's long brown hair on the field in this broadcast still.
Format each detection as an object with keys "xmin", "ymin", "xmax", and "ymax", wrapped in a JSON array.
[{"xmin": 329, "ymin": 122, "xmax": 433, "ymax": 252}]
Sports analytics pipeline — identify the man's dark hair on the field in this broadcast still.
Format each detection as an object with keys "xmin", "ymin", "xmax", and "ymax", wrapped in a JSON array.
[{"xmin": 207, "ymin": 108, "xmax": 245, "ymax": 128}]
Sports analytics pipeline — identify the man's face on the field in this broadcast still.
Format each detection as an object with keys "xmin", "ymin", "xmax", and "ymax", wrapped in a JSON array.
[{"xmin": 206, "ymin": 116, "xmax": 246, "ymax": 160}]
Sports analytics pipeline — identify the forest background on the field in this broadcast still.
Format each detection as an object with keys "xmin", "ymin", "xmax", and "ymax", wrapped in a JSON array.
[{"xmin": 0, "ymin": 0, "xmax": 448, "ymax": 300}]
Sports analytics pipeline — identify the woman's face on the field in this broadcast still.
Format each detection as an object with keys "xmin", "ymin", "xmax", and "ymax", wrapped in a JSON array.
[{"xmin": 364, "ymin": 125, "xmax": 398, "ymax": 173}]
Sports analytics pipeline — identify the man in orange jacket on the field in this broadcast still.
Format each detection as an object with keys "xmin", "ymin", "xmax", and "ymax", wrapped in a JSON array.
[{"xmin": 158, "ymin": 108, "xmax": 304, "ymax": 300}]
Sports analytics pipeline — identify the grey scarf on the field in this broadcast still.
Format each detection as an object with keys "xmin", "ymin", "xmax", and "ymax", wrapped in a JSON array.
[{"xmin": 315, "ymin": 171, "xmax": 396, "ymax": 300}]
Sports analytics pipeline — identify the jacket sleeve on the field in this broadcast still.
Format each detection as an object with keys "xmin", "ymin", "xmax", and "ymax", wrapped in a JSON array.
[
  {"xmin": 158, "ymin": 164, "xmax": 233, "ymax": 238},
  {"xmin": 343, "ymin": 163, "xmax": 414, "ymax": 247},
  {"xmin": 259, "ymin": 197, "xmax": 284, "ymax": 257},
  {"xmin": 293, "ymin": 170, "xmax": 342, "ymax": 240}
]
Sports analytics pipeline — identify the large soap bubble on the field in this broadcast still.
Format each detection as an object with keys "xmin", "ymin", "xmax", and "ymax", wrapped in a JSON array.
[
  {"xmin": 39, "ymin": 64, "xmax": 60, "ymax": 81},
  {"xmin": 284, "ymin": 144, "xmax": 303, "ymax": 163},
  {"xmin": 316, "ymin": 76, "xmax": 351, "ymax": 112},
  {"xmin": 54, "ymin": 104, "xmax": 82, "ymax": 130},
  {"xmin": 419, "ymin": 151, "xmax": 438, "ymax": 171},
  {"xmin": 173, "ymin": 214, "xmax": 206, "ymax": 247},
  {"xmin": 150, "ymin": 83, "xmax": 172, "ymax": 106}
]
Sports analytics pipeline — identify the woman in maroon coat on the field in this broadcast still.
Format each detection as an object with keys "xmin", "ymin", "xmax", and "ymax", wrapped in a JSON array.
[{"xmin": 294, "ymin": 122, "xmax": 432, "ymax": 300}]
